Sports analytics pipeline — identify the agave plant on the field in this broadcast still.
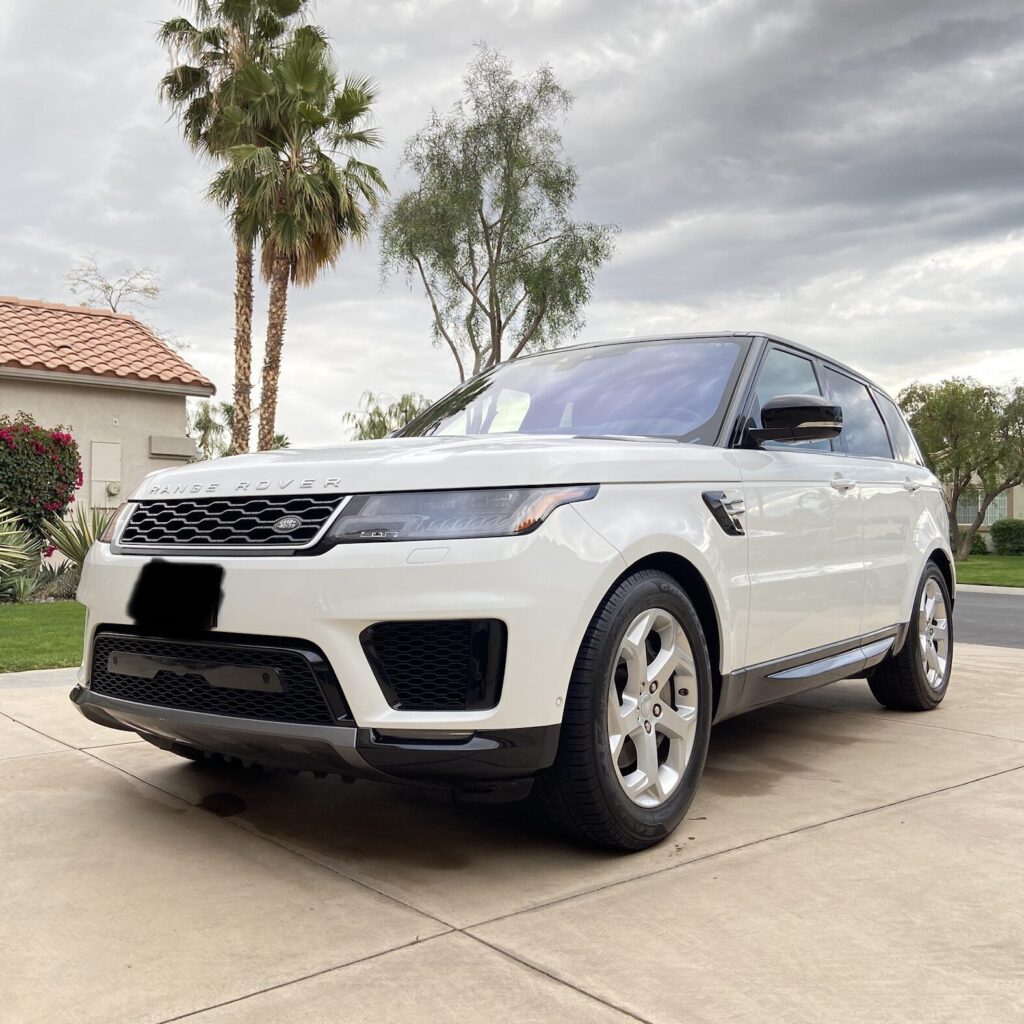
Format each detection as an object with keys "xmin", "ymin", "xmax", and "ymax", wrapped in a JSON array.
[
  {"xmin": 0, "ymin": 506, "xmax": 37, "ymax": 575},
  {"xmin": 46, "ymin": 506, "xmax": 113, "ymax": 569}
]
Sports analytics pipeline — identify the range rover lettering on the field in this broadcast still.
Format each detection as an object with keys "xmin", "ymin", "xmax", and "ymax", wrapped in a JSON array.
[{"xmin": 72, "ymin": 333, "xmax": 954, "ymax": 850}]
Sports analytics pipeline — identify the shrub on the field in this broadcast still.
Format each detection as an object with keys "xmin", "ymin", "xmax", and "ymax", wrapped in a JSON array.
[
  {"xmin": 0, "ymin": 412, "xmax": 82, "ymax": 540},
  {"xmin": 990, "ymin": 518, "xmax": 1024, "ymax": 556},
  {"xmin": 969, "ymin": 531, "xmax": 989, "ymax": 556}
]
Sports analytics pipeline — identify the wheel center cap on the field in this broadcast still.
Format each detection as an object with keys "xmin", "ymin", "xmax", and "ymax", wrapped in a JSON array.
[{"xmin": 639, "ymin": 693, "xmax": 654, "ymax": 719}]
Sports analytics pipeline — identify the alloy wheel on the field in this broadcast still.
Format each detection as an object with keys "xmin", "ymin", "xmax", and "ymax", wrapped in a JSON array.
[
  {"xmin": 918, "ymin": 577, "xmax": 949, "ymax": 689},
  {"xmin": 607, "ymin": 608, "xmax": 699, "ymax": 808}
]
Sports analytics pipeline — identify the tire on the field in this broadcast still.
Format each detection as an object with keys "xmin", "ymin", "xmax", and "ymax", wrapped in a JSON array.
[
  {"xmin": 533, "ymin": 569, "xmax": 713, "ymax": 851},
  {"xmin": 868, "ymin": 562, "xmax": 953, "ymax": 711}
]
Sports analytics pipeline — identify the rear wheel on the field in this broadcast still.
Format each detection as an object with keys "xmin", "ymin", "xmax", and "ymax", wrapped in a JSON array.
[
  {"xmin": 868, "ymin": 562, "xmax": 953, "ymax": 711},
  {"xmin": 534, "ymin": 570, "xmax": 713, "ymax": 850}
]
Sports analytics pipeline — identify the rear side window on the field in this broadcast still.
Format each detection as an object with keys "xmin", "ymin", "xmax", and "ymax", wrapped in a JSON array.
[
  {"xmin": 874, "ymin": 392, "xmax": 922, "ymax": 465},
  {"xmin": 751, "ymin": 347, "xmax": 830, "ymax": 451},
  {"xmin": 823, "ymin": 368, "xmax": 892, "ymax": 459}
]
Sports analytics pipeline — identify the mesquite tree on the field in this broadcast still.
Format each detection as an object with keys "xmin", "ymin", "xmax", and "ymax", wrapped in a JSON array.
[
  {"xmin": 381, "ymin": 46, "xmax": 617, "ymax": 382},
  {"xmin": 900, "ymin": 378, "xmax": 1024, "ymax": 559}
]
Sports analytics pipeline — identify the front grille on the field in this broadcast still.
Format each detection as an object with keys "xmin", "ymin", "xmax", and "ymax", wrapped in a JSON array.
[
  {"xmin": 89, "ymin": 631, "xmax": 348, "ymax": 725},
  {"xmin": 119, "ymin": 494, "xmax": 345, "ymax": 548},
  {"xmin": 360, "ymin": 619, "xmax": 506, "ymax": 711}
]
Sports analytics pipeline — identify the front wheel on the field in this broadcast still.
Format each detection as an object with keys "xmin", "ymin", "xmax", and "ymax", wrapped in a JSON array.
[
  {"xmin": 868, "ymin": 562, "xmax": 953, "ymax": 711},
  {"xmin": 534, "ymin": 570, "xmax": 713, "ymax": 850}
]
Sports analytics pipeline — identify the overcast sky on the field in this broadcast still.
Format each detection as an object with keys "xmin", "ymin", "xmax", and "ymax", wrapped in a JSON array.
[{"xmin": 2, "ymin": 0, "xmax": 1022, "ymax": 445}]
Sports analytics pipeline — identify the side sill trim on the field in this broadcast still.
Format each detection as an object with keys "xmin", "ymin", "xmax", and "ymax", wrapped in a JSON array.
[
  {"xmin": 768, "ymin": 636, "xmax": 894, "ymax": 681},
  {"xmin": 714, "ymin": 625, "xmax": 903, "ymax": 722}
]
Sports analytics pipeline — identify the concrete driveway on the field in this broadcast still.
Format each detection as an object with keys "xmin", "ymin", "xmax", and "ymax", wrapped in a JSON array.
[{"xmin": 1, "ymin": 643, "xmax": 1022, "ymax": 1024}]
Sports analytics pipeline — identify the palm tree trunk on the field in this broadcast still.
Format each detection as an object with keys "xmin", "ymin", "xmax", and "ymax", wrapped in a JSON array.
[
  {"xmin": 257, "ymin": 255, "xmax": 291, "ymax": 451},
  {"xmin": 230, "ymin": 237, "xmax": 254, "ymax": 455}
]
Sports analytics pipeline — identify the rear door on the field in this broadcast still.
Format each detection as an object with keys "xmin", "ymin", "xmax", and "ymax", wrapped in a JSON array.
[
  {"xmin": 821, "ymin": 367, "xmax": 912, "ymax": 635},
  {"xmin": 873, "ymin": 389, "xmax": 936, "ymax": 624},
  {"xmin": 734, "ymin": 345, "xmax": 864, "ymax": 665}
]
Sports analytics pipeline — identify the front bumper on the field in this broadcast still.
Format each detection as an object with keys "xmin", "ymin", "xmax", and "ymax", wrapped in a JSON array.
[
  {"xmin": 75, "ymin": 502, "xmax": 626, "ymax": 756},
  {"xmin": 71, "ymin": 685, "xmax": 559, "ymax": 789}
]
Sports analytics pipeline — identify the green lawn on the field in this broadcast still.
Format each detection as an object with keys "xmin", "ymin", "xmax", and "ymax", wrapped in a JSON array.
[
  {"xmin": 0, "ymin": 601, "xmax": 86, "ymax": 673},
  {"xmin": 955, "ymin": 555, "xmax": 1024, "ymax": 588}
]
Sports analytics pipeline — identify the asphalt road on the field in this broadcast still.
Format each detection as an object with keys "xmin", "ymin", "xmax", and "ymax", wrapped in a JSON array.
[{"xmin": 956, "ymin": 589, "xmax": 1024, "ymax": 649}]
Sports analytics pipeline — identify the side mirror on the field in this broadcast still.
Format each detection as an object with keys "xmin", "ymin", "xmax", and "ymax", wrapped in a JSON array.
[{"xmin": 747, "ymin": 394, "xmax": 843, "ymax": 446}]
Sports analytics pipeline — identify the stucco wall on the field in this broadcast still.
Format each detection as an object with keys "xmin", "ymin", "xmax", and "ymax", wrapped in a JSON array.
[{"xmin": 0, "ymin": 376, "xmax": 193, "ymax": 513}]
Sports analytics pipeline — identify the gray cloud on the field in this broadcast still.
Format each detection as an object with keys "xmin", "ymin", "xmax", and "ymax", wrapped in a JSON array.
[{"xmin": 1, "ymin": 0, "xmax": 1022, "ymax": 445}]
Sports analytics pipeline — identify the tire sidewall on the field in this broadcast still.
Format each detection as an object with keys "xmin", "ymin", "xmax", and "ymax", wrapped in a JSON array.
[
  {"xmin": 584, "ymin": 574, "xmax": 713, "ymax": 838},
  {"xmin": 907, "ymin": 564, "xmax": 954, "ymax": 702}
]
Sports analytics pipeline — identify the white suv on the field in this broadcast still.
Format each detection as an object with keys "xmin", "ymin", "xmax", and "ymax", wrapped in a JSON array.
[{"xmin": 73, "ymin": 333, "xmax": 954, "ymax": 850}]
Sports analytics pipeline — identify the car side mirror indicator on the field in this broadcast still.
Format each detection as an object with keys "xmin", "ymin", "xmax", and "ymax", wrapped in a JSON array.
[{"xmin": 747, "ymin": 394, "xmax": 843, "ymax": 446}]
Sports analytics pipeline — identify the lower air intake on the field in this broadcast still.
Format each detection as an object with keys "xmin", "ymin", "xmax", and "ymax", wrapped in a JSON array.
[
  {"xmin": 89, "ymin": 631, "xmax": 348, "ymax": 725},
  {"xmin": 360, "ymin": 619, "xmax": 506, "ymax": 711}
]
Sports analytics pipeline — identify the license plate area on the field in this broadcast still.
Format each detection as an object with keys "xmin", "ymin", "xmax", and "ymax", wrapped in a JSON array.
[{"xmin": 128, "ymin": 560, "xmax": 224, "ymax": 634}]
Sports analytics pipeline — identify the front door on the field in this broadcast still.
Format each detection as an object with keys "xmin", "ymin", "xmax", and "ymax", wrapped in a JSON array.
[{"xmin": 734, "ymin": 346, "xmax": 864, "ymax": 666}]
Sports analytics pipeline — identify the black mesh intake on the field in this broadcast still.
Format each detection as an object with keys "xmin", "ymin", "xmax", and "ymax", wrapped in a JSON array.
[
  {"xmin": 119, "ymin": 494, "xmax": 345, "ymax": 548},
  {"xmin": 89, "ymin": 631, "xmax": 348, "ymax": 725},
  {"xmin": 360, "ymin": 620, "xmax": 506, "ymax": 711}
]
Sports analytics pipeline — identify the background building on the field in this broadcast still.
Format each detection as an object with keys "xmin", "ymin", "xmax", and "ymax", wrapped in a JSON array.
[{"xmin": 0, "ymin": 296, "xmax": 213, "ymax": 512}]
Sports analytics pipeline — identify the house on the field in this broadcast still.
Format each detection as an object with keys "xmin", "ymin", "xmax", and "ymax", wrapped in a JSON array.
[
  {"xmin": 0, "ymin": 296, "xmax": 214, "ymax": 513},
  {"xmin": 956, "ymin": 483, "xmax": 1023, "ymax": 548}
]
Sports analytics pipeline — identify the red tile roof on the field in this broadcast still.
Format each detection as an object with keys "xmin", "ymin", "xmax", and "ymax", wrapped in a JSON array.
[{"xmin": 0, "ymin": 296, "xmax": 215, "ymax": 395}]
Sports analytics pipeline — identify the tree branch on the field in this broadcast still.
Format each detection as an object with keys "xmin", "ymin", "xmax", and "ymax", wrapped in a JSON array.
[
  {"xmin": 501, "ymin": 292, "xmax": 528, "ymax": 331},
  {"xmin": 414, "ymin": 256, "xmax": 466, "ymax": 383},
  {"xmin": 478, "ymin": 206, "xmax": 502, "ymax": 361},
  {"xmin": 507, "ymin": 293, "xmax": 549, "ymax": 361}
]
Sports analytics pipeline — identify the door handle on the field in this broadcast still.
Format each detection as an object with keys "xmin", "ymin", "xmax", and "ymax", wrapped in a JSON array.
[
  {"xmin": 903, "ymin": 478, "xmax": 922, "ymax": 492},
  {"xmin": 830, "ymin": 475, "xmax": 857, "ymax": 492}
]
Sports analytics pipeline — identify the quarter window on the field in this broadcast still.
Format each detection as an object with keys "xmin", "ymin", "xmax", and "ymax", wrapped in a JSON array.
[
  {"xmin": 874, "ymin": 392, "xmax": 922, "ymax": 465},
  {"xmin": 751, "ymin": 347, "xmax": 829, "ymax": 450},
  {"xmin": 823, "ymin": 369, "xmax": 892, "ymax": 459}
]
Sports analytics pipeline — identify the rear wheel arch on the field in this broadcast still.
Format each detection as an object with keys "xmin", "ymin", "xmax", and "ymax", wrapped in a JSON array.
[{"xmin": 928, "ymin": 548, "xmax": 955, "ymax": 605}]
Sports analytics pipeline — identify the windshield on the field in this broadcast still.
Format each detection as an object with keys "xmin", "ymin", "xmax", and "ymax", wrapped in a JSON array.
[{"xmin": 399, "ymin": 337, "xmax": 747, "ymax": 444}]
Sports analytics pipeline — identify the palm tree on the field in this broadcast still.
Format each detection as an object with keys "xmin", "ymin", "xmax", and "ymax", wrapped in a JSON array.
[
  {"xmin": 190, "ymin": 400, "xmax": 231, "ymax": 459},
  {"xmin": 210, "ymin": 28, "xmax": 387, "ymax": 450},
  {"xmin": 158, "ymin": 0, "xmax": 308, "ymax": 456}
]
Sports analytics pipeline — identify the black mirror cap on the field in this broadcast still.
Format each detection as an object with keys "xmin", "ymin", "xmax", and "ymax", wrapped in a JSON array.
[{"xmin": 747, "ymin": 394, "xmax": 843, "ymax": 445}]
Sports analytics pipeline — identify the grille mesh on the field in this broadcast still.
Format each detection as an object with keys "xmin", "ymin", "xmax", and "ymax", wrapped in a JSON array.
[
  {"xmin": 119, "ymin": 495, "xmax": 344, "ymax": 547},
  {"xmin": 361, "ymin": 620, "xmax": 505, "ymax": 711},
  {"xmin": 89, "ymin": 632, "xmax": 342, "ymax": 724}
]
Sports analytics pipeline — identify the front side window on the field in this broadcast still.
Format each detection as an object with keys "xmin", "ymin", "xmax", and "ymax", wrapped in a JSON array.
[
  {"xmin": 750, "ymin": 347, "xmax": 830, "ymax": 451},
  {"xmin": 823, "ymin": 368, "xmax": 892, "ymax": 459},
  {"xmin": 400, "ymin": 338, "xmax": 747, "ymax": 444}
]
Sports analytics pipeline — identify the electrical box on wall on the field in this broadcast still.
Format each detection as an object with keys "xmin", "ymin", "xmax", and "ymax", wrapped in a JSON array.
[{"xmin": 90, "ymin": 440, "xmax": 122, "ymax": 509}]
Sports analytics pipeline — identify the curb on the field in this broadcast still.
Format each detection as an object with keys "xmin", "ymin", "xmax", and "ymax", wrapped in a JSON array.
[
  {"xmin": 957, "ymin": 583, "xmax": 1024, "ymax": 597},
  {"xmin": 0, "ymin": 666, "xmax": 79, "ymax": 689}
]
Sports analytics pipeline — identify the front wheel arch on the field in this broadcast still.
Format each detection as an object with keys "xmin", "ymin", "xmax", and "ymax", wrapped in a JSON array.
[{"xmin": 602, "ymin": 552, "xmax": 723, "ymax": 720}]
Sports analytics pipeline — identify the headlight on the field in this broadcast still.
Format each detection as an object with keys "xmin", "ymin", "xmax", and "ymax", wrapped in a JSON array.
[
  {"xmin": 325, "ymin": 485, "xmax": 598, "ymax": 544},
  {"xmin": 98, "ymin": 502, "xmax": 136, "ymax": 544}
]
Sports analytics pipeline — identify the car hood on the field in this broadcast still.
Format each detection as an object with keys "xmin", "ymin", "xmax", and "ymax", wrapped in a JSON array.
[{"xmin": 135, "ymin": 434, "xmax": 741, "ymax": 500}]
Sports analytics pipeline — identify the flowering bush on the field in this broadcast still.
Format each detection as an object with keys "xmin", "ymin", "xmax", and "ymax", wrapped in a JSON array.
[{"xmin": 0, "ymin": 412, "xmax": 83, "ymax": 540}]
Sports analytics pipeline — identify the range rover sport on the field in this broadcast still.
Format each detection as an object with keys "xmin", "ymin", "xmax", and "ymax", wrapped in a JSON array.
[{"xmin": 72, "ymin": 332, "xmax": 954, "ymax": 850}]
